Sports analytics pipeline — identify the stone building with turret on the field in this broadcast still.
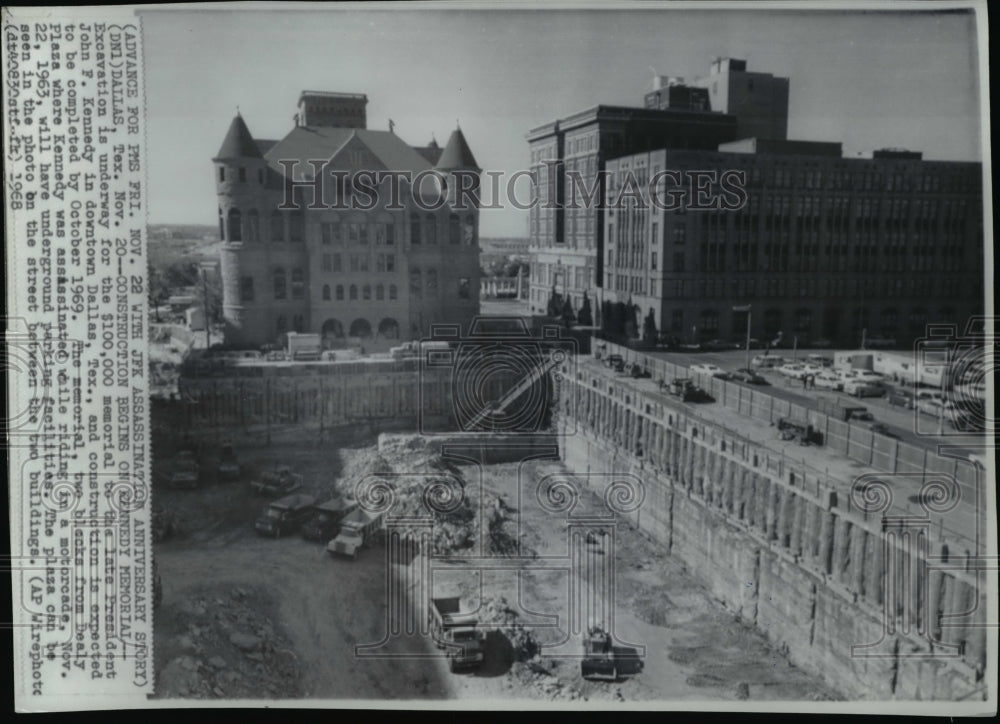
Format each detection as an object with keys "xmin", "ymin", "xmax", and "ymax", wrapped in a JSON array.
[{"xmin": 213, "ymin": 91, "xmax": 481, "ymax": 350}]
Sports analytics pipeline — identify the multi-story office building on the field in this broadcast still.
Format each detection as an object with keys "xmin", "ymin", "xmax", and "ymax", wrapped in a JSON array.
[
  {"xmin": 601, "ymin": 141, "xmax": 983, "ymax": 346},
  {"xmin": 212, "ymin": 91, "xmax": 481, "ymax": 350},
  {"xmin": 527, "ymin": 58, "xmax": 787, "ymax": 317}
]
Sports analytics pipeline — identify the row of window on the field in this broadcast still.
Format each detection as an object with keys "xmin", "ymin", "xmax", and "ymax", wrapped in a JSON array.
[
  {"xmin": 218, "ymin": 165, "xmax": 265, "ymax": 185},
  {"xmin": 320, "ymin": 253, "xmax": 396, "ymax": 273},
  {"xmin": 239, "ymin": 269, "xmax": 475, "ymax": 302}
]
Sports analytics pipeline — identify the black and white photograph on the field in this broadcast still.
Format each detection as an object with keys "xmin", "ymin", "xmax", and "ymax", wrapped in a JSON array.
[{"xmin": 3, "ymin": 0, "xmax": 996, "ymax": 713}]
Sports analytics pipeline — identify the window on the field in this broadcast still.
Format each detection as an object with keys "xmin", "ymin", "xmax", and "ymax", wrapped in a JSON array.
[
  {"xmin": 291, "ymin": 268, "xmax": 305, "ymax": 300},
  {"xmin": 386, "ymin": 223, "xmax": 395, "ymax": 246},
  {"xmin": 288, "ymin": 210, "xmax": 304, "ymax": 243},
  {"xmin": 245, "ymin": 209, "xmax": 259, "ymax": 242},
  {"xmin": 410, "ymin": 215, "xmax": 421, "ymax": 245},
  {"xmin": 427, "ymin": 269, "xmax": 438, "ymax": 297},
  {"xmin": 227, "ymin": 208, "xmax": 242, "ymax": 242},
  {"xmin": 273, "ymin": 268, "xmax": 286, "ymax": 300},
  {"xmin": 257, "ymin": 168, "xmax": 264, "ymax": 185},
  {"xmin": 218, "ymin": 207, "xmax": 224, "ymax": 240},
  {"xmin": 651, "ymin": 252, "xmax": 658, "ymax": 271},
  {"xmin": 238, "ymin": 167, "xmax": 246, "ymax": 183},
  {"xmin": 240, "ymin": 276, "xmax": 254, "ymax": 302},
  {"xmin": 673, "ymin": 252, "xmax": 685, "ymax": 272},
  {"xmin": 270, "ymin": 211, "xmax": 284, "ymax": 242},
  {"xmin": 389, "ymin": 284, "xmax": 398, "ymax": 300},
  {"xmin": 349, "ymin": 284, "xmax": 358, "ymax": 300},
  {"xmin": 359, "ymin": 225, "xmax": 369, "ymax": 246},
  {"xmin": 218, "ymin": 167, "xmax": 225, "ymax": 182},
  {"xmin": 348, "ymin": 223, "xmax": 360, "ymax": 245},
  {"xmin": 363, "ymin": 284, "xmax": 371, "ymax": 300},
  {"xmin": 336, "ymin": 284, "xmax": 344, "ymax": 301},
  {"xmin": 426, "ymin": 214, "xmax": 437, "ymax": 244},
  {"xmin": 410, "ymin": 268, "xmax": 422, "ymax": 299},
  {"xmin": 359, "ymin": 254, "xmax": 369, "ymax": 272},
  {"xmin": 463, "ymin": 216, "xmax": 476, "ymax": 245},
  {"xmin": 322, "ymin": 284, "xmax": 331, "ymax": 301},
  {"xmin": 458, "ymin": 277, "xmax": 470, "ymax": 299},
  {"xmin": 449, "ymin": 214, "xmax": 461, "ymax": 244},
  {"xmin": 386, "ymin": 254, "xmax": 395, "ymax": 273}
]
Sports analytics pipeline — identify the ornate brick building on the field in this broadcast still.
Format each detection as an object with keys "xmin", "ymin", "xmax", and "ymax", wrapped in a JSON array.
[{"xmin": 213, "ymin": 91, "xmax": 481, "ymax": 350}]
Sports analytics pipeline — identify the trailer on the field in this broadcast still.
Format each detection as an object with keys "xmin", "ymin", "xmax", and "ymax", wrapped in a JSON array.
[
  {"xmin": 286, "ymin": 331, "xmax": 322, "ymax": 361},
  {"xmin": 429, "ymin": 597, "xmax": 485, "ymax": 672},
  {"xmin": 327, "ymin": 507, "xmax": 383, "ymax": 559},
  {"xmin": 816, "ymin": 398, "xmax": 872, "ymax": 422}
]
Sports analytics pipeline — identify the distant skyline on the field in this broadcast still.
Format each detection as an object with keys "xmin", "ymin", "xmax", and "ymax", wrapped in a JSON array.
[{"xmin": 141, "ymin": 4, "xmax": 983, "ymax": 237}]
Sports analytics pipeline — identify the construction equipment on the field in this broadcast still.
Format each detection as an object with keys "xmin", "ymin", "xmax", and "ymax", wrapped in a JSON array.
[
  {"xmin": 581, "ymin": 626, "xmax": 619, "ymax": 681},
  {"xmin": 777, "ymin": 417, "xmax": 821, "ymax": 445},
  {"xmin": 254, "ymin": 493, "xmax": 317, "ymax": 538},
  {"xmin": 327, "ymin": 507, "xmax": 383, "ymax": 559},
  {"xmin": 668, "ymin": 378, "xmax": 714, "ymax": 403},
  {"xmin": 217, "ymin": 440, "xmax": 241, "ymax": 482},
  {"xmin": 300, "ymin": 496, "xmax": 358, "ymax": 542},
  {"xmin": 429, "ymin": 596, "xmax": 485, "ymax": 672},
  {"xmin": 250, "ymin": 465, "xmax": 303, "ymax": 496}
]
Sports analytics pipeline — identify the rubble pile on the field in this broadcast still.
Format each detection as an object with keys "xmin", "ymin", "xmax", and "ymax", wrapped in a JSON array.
[
  {"xmin": 155, "ymin": 586, "xmax": 301, "ymax": 699},
  {"xmin": 480, "ymin": 595, "xmax": 541, "ymax": 662}
]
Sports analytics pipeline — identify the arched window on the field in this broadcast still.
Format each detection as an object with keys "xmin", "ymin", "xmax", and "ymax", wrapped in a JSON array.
[
  {"xmin": 321, "ymin": 318, "xmax": 344, "ymax": 339},
  {"xmin": 336, "ymin": 285, "xmax": 344, "ymax": 301},
  {"xmin": 291, "ymin": 268, "xmax": 305, "ymax": 300},
  {"xmin": 425, "ymin": 214, "xmax": 437, "ymax": 244},
  {"xmin": 410, "ymin": 267, "xmax": 422, "ymax": 299},
  {"xmin": 426, "ymin": 268, "xmax": 438, "ymax": 297},
  {"xmin": 376, "ymin": 284, "xmax": 384, "ymax": 301},
  {"xmin": 245, "ymin": 209, "xmax": 259, "ymax": 242},
  {"xmin": 362, "ymin": 284, "xmax": 372, "ymax": 301},
  {"xmin": 449, "ymin": 213, "xmax": 461, "ymax": 244},
  {"xmin": 378, "ymin": 318, "xmax": 400, "ymax": 339},
  {"xmin": 322, "ymin": 284, "xmax": 331, "ymax": 301},
  {"xmin": 463, "ymin": 215, "xmax": 476, "ymax": 245},
  {"xmin": 349, "ymin": 284, "xmax": 358, "ymax": 301},
  {"xmin": 218, "ymin": 207, "xmax": 224, "ymax": 241},
  {"xmin": 228, "ymin": 208, "xmax": 242, "ymax": 242},
  {"xmin": 271, "ymin": 211, "xmax": 284, "ymax": 242},
  {"xmin": 389, "ymin": 284, "xmax": 398, "ymax": 301}
]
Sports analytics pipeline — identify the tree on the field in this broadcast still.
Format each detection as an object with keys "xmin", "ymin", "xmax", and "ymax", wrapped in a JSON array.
[
  {"xmin": 561, "ymin": 296, "xmax": 576, "ymax": 328},
  {"xmin": 643, "ymin": 308, "xmax": 658, "ymax": 343},
  {"xmin": 546, "ymin": 286, "xmax": 562, "ymax": 317},
  {"xmin": 577, "ymin": 292, "xmax": 593, "ymax": 326},
  {"xmin": 624, "ymin": 298, "xmax": 638, "ymax": 340}
]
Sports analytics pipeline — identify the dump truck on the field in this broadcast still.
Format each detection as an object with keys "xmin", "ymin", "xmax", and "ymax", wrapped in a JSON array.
[
  {"xmin": 816, "ymin": 398, "xmax": 872, "ymax": 422},
  {"xmin": 250, "ymin": 466, "xmax": 303, "ymax": 496},
  {"xmin": 255, "ymin": 493, "xmax": 316, "ymax": 538},
  {"xmin": 668, "ymin": 378, "xmax": 714, "ymax": 403},
  {"xmin": 168, "ymin": 450, "xmax": 201, "ymax": 489},
  {"xmin": 429, "ymin": 596, "xmax": 485, "ymax": 672},
  {"xmin": 300, "ymin": 496, "xmax": 359, "ymax": 542},
  {"xmin": 580, "ymin": 626, "xmax": 644, "ymax": 681},
  {"xmin": 327, "ymin": 507, "xmax": 383, "ymax": 559},
  {"xmin": 217, "ymin": 441, "xmax": 241, "ymax": 482}
]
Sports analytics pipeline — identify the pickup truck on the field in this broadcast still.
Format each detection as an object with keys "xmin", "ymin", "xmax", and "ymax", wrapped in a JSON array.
[
  {"xmin": 429, "ymin": 596, "xmax": 485, "ymax": 672},
  {"xmin": 251, "ymin": 466, "xmax": 303, "ymax": 496},
  {"xmin": 327, "ymin": 508, "xmax": 383, "ymax": 559},
  {"xmin": 301, "ymin": 496, "xmax": 359, "ymax": 542},
  {"xmin": 255, "ymin": 493, "xmax": 317, "ymax": 538}
]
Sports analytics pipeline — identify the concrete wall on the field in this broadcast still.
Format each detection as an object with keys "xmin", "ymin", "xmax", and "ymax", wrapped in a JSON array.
[{"xmin": 556, "ymin": 362, "xmax": 988, "ymax": 699}]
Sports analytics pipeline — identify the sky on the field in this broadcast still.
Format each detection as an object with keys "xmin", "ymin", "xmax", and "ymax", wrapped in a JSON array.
[{"xmin": 140, "ymin": 4, "xmax": 983, "ymax": 237}]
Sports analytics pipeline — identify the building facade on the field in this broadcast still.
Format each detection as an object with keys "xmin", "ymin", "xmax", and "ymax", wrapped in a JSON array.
[
  {"xmin": 601, "ymin": 142, "xmax": 983, "ymax": 347},
  {"xmin": 527, "ymin": 58, "xmax": 786, "ymax": 317},
  {"xmin": 212, "ymin": 91, "xmax": 481, "ymax": 350}
]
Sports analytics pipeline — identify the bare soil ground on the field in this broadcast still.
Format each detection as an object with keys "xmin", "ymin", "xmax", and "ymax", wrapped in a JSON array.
[{"xmin": 151, "ymin": 428, "xmax": 842, "ymax": 703}]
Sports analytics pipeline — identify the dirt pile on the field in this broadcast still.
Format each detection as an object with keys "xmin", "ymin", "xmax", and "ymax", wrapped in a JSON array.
[{"xmin": 155, "ymin": 585, "xmax": 301, "ymax": 699}]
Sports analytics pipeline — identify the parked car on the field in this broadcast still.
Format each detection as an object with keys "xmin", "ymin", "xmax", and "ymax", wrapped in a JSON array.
[
  {"xmin": 752, "ymin": 354, "xmax": 784, "ymax": 368},
  {"xmin": 731, "ymin": 368, "xmax": 768, "ymax": 385},
  {"xmin": 702, "ymin": 339, "xmax": 741, "ymax": 352},
  {"xmin": 776, "ymin": 363, "xmax": 807, "ymax": 380},
  {"xmin": 843, "ymin": 378, "xmax": 886, "ymax": 398},
  {"xmin": 690, "ymin": 363, "xmax": 730, "ymax": 379},
  {"xmin": 813, "ymin": 372, "xmax": 844, "ymax": 391}
]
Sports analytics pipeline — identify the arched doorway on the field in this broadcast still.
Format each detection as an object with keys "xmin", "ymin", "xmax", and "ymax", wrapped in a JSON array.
[
  {"xmin": 321, "ymin": 318, "xmax": 344, "ymax": 349},
  {"xmin": 378, "ymin": 317, "xmax": 400, "ymax": 339},
  {"xmin": 349, "ymin": 318, "xmax": 372, "ymax": 339}
]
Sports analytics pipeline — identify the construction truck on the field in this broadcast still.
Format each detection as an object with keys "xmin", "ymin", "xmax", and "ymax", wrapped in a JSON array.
[
  {"xmin": 286, "ymin": 331, "xmax": 322, "ymax": 361},
  {"xmin": 326, "ymin": 507, "xmax": 383, "ymax": 560},
  {"xmin": 816, "ymin": 398, "xmax": 873, "ymax": 422},
  {"xmin": 300, "ymin": 496, "xmax": 359, "ymax": 542},
  {"xmin": 217, "ymin": 440, "xmax": 241, "ymax": 482},
  {"xmin": 429, "ymin": 596, "xmax": 485, "ymax": 672},
  {"xmin": 580, "ymin": 626, "xmax": 647, "ymax": 681},
  {"xmin": 250, "ymin": 465, "xmax": 303, "ymax": 496},
  {"xmin": 254, "ymin": 493, "xmax": 316, "ymax": 538},
  {"xmin": 777, "ymin": 417, "xmax": 822, "ymax": 445}
]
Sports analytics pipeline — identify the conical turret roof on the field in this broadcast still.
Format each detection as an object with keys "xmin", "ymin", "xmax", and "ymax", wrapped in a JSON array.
[
  {"xmin": 215, "ymin": 113, "xmax": 262, "ymax": 160},
  {"xmin": 436, "ymin": 127, "xmax": 479, "ymax": 170}
]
